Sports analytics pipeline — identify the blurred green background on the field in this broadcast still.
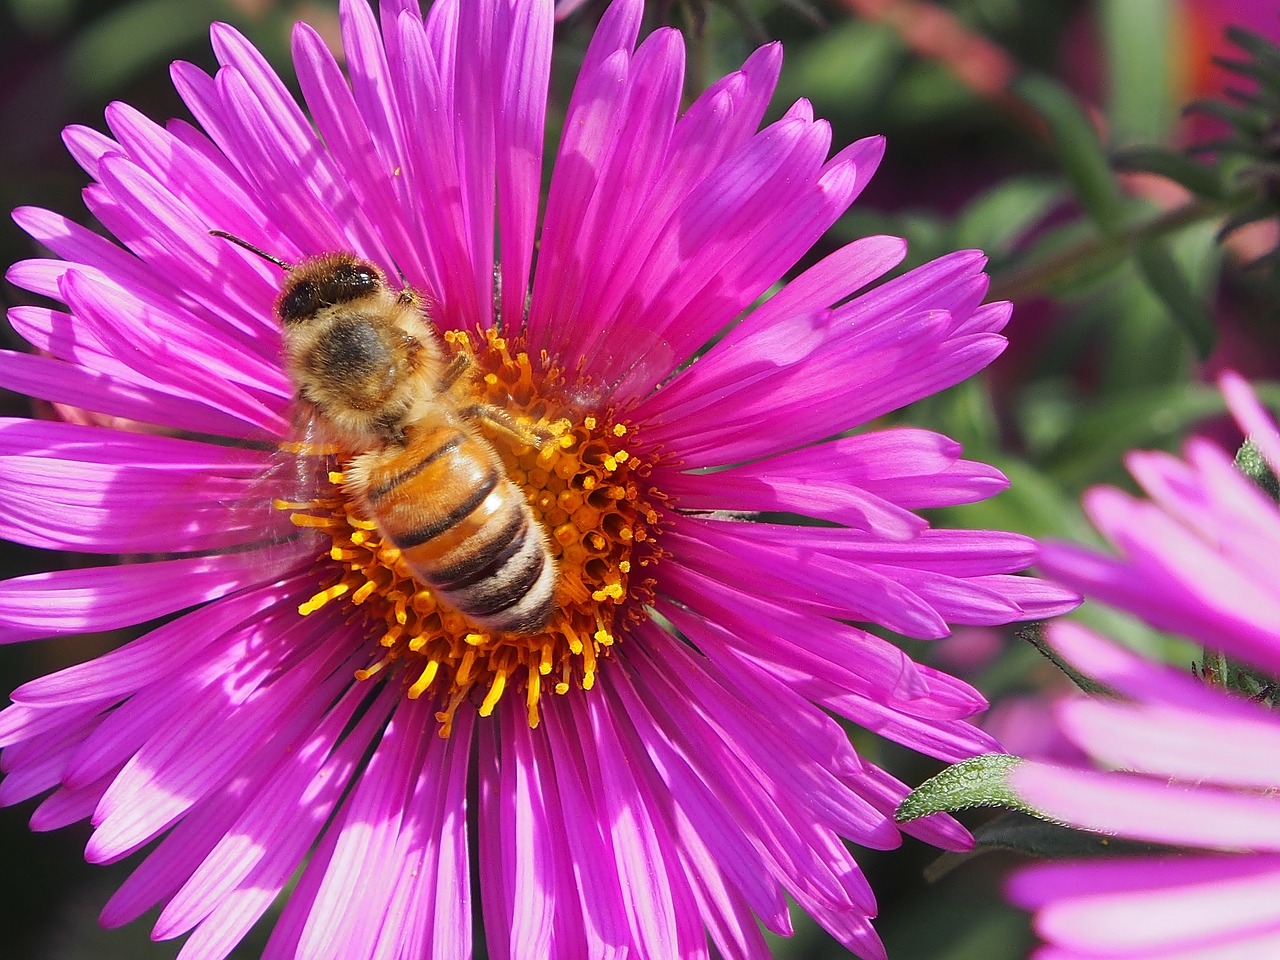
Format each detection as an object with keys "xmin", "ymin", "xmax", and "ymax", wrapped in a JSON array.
[{"xmin": 1, "ymin": 0, "xmax": 1277, "ymax": 956}]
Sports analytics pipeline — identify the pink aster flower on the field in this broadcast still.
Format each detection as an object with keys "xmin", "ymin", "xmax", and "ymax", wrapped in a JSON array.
[
  {"xmin": 0, "ymin": 0, "xmax": 1075, "ymax": 957},
  {"xmin": 1007, "ymin": 372, "xmax": 1280, "ymax": 960}
]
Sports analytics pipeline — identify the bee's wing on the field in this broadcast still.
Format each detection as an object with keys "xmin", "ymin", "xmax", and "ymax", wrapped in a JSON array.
[{"xmin": 214, "ymin": 408, "xmax": 338, "ymax": 583}]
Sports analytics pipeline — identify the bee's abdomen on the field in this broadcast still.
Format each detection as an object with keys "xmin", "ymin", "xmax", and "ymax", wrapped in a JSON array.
[{"xmin": 352, "ymin": 424, "xmax": 557, "ymax": 634}]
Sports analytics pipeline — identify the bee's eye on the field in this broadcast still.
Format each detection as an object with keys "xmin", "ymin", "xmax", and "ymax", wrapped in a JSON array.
[{"xmin": 279, "ymin": 280, "xmax": 319, "ymax": 325}]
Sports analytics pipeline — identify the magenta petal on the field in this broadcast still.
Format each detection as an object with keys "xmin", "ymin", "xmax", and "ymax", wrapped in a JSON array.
[
  {"xmin": 1012, "ymin": 855, "xmax": 1280, "ymax": 957},
  {"xmin": 153, "ymin": 682, "xmax": 387, "ymax": 941},
  {"xmin": 0, "ymin": 553, "xmax": 294, "ymax": 644},
  {"xmin": 1011, "ymin": 761, "xmax": 1280, "ymax": 851},
  {"xmin": 495, "ymin": 0, "xmax": 552, "ymax": 330}
]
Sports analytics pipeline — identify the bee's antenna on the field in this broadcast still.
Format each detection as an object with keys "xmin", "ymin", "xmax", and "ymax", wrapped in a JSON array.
[{"xmin": 209, "ymin": 230, "xmax": 294, "ymax": 271}]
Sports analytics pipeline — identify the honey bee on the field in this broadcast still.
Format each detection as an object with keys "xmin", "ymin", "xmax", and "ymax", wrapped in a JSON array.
[{"xmin": 211, "ymin": 231, "xmax": 558, "ymax": 634}]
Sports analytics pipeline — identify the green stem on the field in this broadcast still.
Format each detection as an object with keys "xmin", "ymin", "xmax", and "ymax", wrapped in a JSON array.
[{"xmin": 990, "ymin": 195, "xmax": 1242, "ymax": 301}]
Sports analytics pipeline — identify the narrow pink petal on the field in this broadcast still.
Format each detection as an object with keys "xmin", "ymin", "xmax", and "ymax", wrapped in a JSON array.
[
  {"xmin": 94, "ymin": 680, "xmax": 373, "ymax": 931},
  {"xmin": 625, "ymin": 623, "xmax": 876, "ymax": 918},
  {"xmin": 1086, "ymin": 485, "xmax": 1280, "ymax": 640},
  {"xmin": 291, "ymin": 21, "xmax": 428, "ymax": 290},
  {"xmin": 605, "ymin": 667, "xmax": 791, "ymax": 936},
  {"xmin": 254, "ymin": 686, "xmax": 419, "ymax": 960},
  {"xmin": 594, "ymin": 681, "xmax": 721, "ymax": 960},
  {"xmin": 1016, "ymin": 855, "xmax": 1280, "ymax": 955},
  {"xmin": 663, "ymin": 519, "xmax": 953, "ymax": 638},
  {"xmin": 391, "ymin": 9, "xmax": 476, "ymax": 310},
  {"xmin": 88, "ymin": 628, "xmax": 361, "ymax": 864},
  {"xmin": 656, "ymin": 603, "xmax": 906, "ymax": 850},
  {"xmin": 30, "ymin": 775, "xmax": 110, "ymax": 832},
  {"xmin": 12, "ymin": 580, "xmax": 286, "ymax": 707},
  {"xmin": 61, "ymin": 123, "xmax": 118, "ymax": 179},
  {"xmin": 566, "ymin": 688, "xmax": 685, "ymax": 958},
  {"xmin": 1046, "ymin": 621, "xmax": 1273, "ymax": 717},
  {"xmin": 526, "ymin": 0, "xmax": 641, "ymax": 346},
  {"xmin": 496, "ymin": 0, "xmax": 552, "ymax": 330},
  {"xmin": 582, "ymin": 115, "xmax": 833, "ymax": 392},
  {"xmin": 1011, "ymin": 761, "xmax": 1280, "ymax": 850},
  {"xmin": 499, "ymin": 707, "xmax": 567, "ymax": 959},
  {"xmin": 537, "ymin": 701, "xmax": 634, "ymax": 954},
  {"xmin": 294, "ymin": 697, "xmax": 429, "ymax": 959},
  {"xmin": 450, "ymin": 0, "xmax": 499, "ymax": 330},
  {"xmin": 853, "ymin": 762, "xmax": 973, "ymax": 851},
  {"xmin": 0, "ymin": 350, "xmax": 259, "ymax": 440},
  {"xmin": 555, "ymin": 27, "xmax": 686, "ymax": 360},
  {"xmin": 657, "ymin": 561, "xmax": 936, "ymax": 707},
  {"xmin": 0, "ymin": 551, "xmax": 292, "ymax": 644},
  {"xmin": 1055, "ymin": 697, "xmax": 1280, "ymax": 789},
  {"xmin": 1040, "ymin": 531, "xmax": 1280, "ymax": 678},
  {"xmin": 477, "ymin": 715, "xmax": 513, "ymax": 960},
  {"xmin": 155, "ymin": 682, "xmax": 387, "ymax": 939}
]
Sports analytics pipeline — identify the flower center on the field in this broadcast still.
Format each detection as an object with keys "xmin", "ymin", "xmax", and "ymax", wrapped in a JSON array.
[{"xmin": 284, "ymin": 329, "xmax": 666, "ymax": 735}]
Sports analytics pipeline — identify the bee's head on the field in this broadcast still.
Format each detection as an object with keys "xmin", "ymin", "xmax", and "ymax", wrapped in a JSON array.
[
  {"xmin": 207, "ymin": 232, "xmax": 384, "ymax": 328},
  {"xmin": 277, "ymin": 255, "xmax": 385, "ymax": 326}
]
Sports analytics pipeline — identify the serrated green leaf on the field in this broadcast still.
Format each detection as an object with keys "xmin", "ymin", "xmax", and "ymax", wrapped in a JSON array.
[
  {"xmin": 896, "ymin": 754, "xmax": 1026, "ymax": 823},
  {"xmin": 1011, "ymin": 74, "xmax": 1126, "ymax": 236},
  {"xmin": 1133, "ymin": 238, "xmax": 1215, "ymax": 357}
]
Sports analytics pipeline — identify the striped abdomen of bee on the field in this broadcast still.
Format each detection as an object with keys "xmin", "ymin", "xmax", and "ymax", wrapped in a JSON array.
[{"xmin": 345, "ymin": 418, "xmax": 557, "ymax": 635}]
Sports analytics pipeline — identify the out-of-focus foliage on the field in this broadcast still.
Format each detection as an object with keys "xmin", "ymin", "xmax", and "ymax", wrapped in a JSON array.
[{"xmin": 4, "ymin": 1, "xmax": 1280, "ymax": 958}]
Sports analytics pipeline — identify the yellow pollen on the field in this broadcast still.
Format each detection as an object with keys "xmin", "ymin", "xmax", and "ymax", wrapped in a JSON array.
[{"xmin": 284, "ymin": 328, "xmax": 668, "ymax": 736}]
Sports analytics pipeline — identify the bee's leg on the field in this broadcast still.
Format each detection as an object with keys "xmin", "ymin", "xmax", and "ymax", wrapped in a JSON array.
[
  {"xmin": 437, "ymin": 353, "xmax": 471, "ymax": 392},
  {"xmin": 465, "ymin": 404, "xmax": 547, "ymax": 449}
]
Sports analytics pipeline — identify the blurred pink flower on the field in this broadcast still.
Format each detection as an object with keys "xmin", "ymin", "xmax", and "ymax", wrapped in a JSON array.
[
  {"xmin": 0, "ymin": 0, "xmax": 1075, "ymax": 957},
  {"xmin": 1008, "ymin": 372, "xmax": 1280, "ymax": 959}
]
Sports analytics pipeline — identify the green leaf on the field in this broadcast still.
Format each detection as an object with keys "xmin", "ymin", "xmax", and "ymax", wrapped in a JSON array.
[
  {"xmin": 1011, "ymin": 74, "xmax": 1126, "ymax": 236},
  {"xmin": 1099, "ymin": 0, "xmax": 1175, "ymax": 144},
  {"xmin": 896, "ymin": 754, "xmax": 1027, "ymax": 823},
  {"xmin": 1042, "ymin": 383, "xmax": 1227, "ymax": 490},
  {"xmin": 955, "ymin": 177, "xmax": 1065, "ymax": 258},
  {"xmin": 1219, "ymin": 196, "xmax": 1280, "ymax": 241},
  {"xmin": 974, "ymin": 811, "xmax": 1171, "ymax": 858},
  {"xmin": 68, "ymin": 0, "xmax": 231, "ymax": 93},
  {"xmin": 1186, "ymin": 99, "xmax": 1269, "ymax": 138},
  {"xmin": 1113, "ymin": 146, "xmax": 1229, "ymax": 201},
  {"xmin": 924, "ymin": 813, "xmax": 1174, "ymax": 881},
  {"xmin": 1133, "ymin": 238, "xmax": 1216, "ymax": 357}
]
